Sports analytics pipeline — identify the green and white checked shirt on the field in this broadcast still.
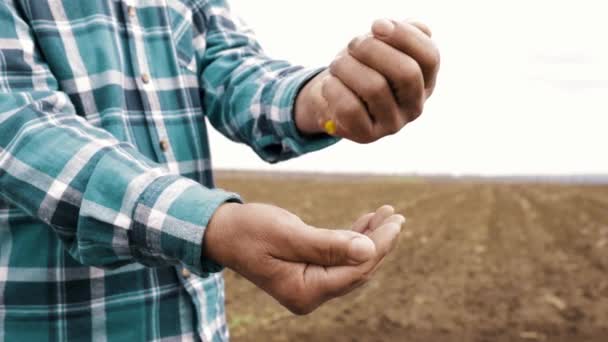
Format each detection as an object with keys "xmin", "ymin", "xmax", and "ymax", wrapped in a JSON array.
[{"xmin": 0, "ymin": 0, "xmax": 337, "ymax": 340}]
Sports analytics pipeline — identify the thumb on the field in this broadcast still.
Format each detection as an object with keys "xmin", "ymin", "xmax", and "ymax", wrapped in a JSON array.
[{"xmin": 288, "ymin": 227, "xmax": 376, "ymax": 266}]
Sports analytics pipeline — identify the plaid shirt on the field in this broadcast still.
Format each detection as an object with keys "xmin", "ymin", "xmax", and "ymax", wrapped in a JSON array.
[{"xmin": 0, "ymin": 0, "xmax": 337, "ymax": 340}]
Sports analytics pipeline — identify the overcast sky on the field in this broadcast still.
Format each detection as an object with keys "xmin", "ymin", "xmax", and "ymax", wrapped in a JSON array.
[{"xmin": 208, "ymin": 0, "xmax": 608, "ymax": 175}]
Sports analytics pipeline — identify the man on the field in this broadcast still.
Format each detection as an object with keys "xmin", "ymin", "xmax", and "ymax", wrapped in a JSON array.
[{"xmin": 0, "ymin": 0, "xmax": 439, "ymax": 341}]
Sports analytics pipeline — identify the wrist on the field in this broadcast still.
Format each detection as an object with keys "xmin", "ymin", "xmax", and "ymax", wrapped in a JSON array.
[
  {"xmin": 203, "ymin": 202, "xmax": 242, "ymax": 269},
  {"xmin": 294, "ymin": 69, "xmax": 329, "ymax": 135}
]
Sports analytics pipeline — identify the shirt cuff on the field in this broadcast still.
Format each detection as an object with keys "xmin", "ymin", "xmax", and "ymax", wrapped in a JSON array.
[
  {"xmin": 130, "ymin": 175, "xmax": 242, "ymax": 276},
  {"xmin": 265, "ymin": 66, "xmax": 340, "ymax": 162},
  {"xmin": 77, "ymin": 145, "xmax": 241, "ymax": 275}
]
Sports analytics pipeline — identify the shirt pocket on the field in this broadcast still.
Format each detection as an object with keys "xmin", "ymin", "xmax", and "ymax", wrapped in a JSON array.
[{"xmin": 168, "ymin": 3, "xmax": 197, "ymax": 73}]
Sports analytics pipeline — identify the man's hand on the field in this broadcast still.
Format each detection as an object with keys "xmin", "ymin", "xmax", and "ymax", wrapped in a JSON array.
[
  {"xmin": 295, "ymin": 19, "xmax": 440, "ymax": 143},
  {"xmin": 204, "ymin": 203, "xmax": 405, "ymax": 315}
]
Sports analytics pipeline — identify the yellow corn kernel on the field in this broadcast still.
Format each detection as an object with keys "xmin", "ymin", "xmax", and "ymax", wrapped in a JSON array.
[{"xmin": 324, "ymin": 120, "xmax": 336, "ymax": 135}]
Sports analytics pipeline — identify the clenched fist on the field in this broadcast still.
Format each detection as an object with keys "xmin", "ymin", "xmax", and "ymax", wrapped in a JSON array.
[{"xmin": 296, "ymin": 19, "xmax": 440, "ymax": 143}]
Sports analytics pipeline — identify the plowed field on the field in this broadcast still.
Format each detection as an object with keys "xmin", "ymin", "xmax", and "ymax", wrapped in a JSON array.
[{"xmin": 216, "ymin": 172, "xmax": 608, "ymax": 342}]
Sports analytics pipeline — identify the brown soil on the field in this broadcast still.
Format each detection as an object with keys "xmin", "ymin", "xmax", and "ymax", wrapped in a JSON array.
[{"xmin": 216, "ymin": 172, "xmax": 608, "ymax": 342}]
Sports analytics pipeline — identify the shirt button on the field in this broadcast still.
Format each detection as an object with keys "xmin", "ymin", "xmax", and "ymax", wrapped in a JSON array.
[
  {"xmin": 182, "ymin": 268, "xmax": 191, "ymax": 278},
  {"xmin": 141, "ymin": 73, "xmax": 150, "ymax": 84},
  {"xmin": 128, "ymin": 6, "xmax": 137, "ymax": 18},
  {"xmin": 159, "ymin": 139, "xmax": 169, "ymax": 152}
]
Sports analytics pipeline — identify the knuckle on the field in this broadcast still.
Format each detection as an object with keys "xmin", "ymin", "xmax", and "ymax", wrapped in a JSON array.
[
  {"xmin": 364, "ymin": 76, "xmax": 390, "ymax": 101},
  {"xmin": 413, "ymin": 99, "xmax": 425, "ymax": 115},
  {"xmin": 322, "ymin": 236, "xmax": 341, "ymax": 265},
  {"xmin": 396, "ymin": 59, "xmax": 421, "ymax": 85},
  {"xmin": 394, "ymin": 71, "xmax": 425, "ymax": 107},
  {"xmin": 284, "ymin": 292, "xmax": 318, "ymax": 316},
  {"xmin": 328, "ymin": 55, "xmax": 346, "ymax": 74},
  {"xmin": 280, "ymin": 283, "xmax": 311, "ymax": 315},
  {"xmin": 286, "ymin": 300, "xmax": 315, "ymax": 316},
  {"xmin": 336, "ymin": 99, "xmax": 361, "ymax": 117},
  {"xmin": 379, "ymin": 113, "xmax": 403, "ymax": 136},
  {"xmin": 350, "ymin": 122, "xmax": 376, "ymax": 144},
  {"xmin": 354, "ymin": 133, "xmax": 378, "ymax": 145},
  {"xmin": 428, "ymin": 47, "xmax": 441, "ymax": 69},
  {"xmin": 409, "ymin": 101, "xmax": 424, "ymax": 120},
  {"xmin": 271, "ymin": 207, "xmax": 298, "ymax": 226},
  {"xmin": 348, "ymin": 35, "xmax": 373, "ymax": 56},
  {"xmin": 385, "ymin": 123, "xmax": 401, "ymax": 136},
  {"xmin": 391, "ymin": 111, "xmax": 406, "ymax": 133}
]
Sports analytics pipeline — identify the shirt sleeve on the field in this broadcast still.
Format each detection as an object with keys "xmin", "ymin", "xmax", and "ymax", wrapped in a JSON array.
[
  {"xmin": 192, "ymin": 0, "xmax": 340, "ymax": 163},
  {"xmin": 0, "ymin": 2, "xmax": 239, "ymax": 276}
]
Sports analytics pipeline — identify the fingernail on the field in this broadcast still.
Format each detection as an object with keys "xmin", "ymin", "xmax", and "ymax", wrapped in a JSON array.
[
  {"xmin": 373, "ymin": 19, "xmax": 395, "ymax": 38},
  {"xmin": 348, "ymin": 236, "xmax": 376, "ymax": 263}
]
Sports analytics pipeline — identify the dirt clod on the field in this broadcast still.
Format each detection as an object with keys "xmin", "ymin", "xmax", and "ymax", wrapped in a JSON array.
[
  {"xmin": 520, "ymin": 331, "xmax": 546, "ymax": 340},
  {"xmin": 543, "ymin": 293, "xmax": 567, "ymax": 312}
]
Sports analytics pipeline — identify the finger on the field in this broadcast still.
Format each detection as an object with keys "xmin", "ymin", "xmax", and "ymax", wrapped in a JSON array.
[
  {"xmin": 406, "ymin": 20, "xmax": 432, "ymax": 38},
  {"xmin": 329, "ymin": 53, "xmax": 403, "ymax": 136},
  {"xmin": 351, "ymin": 212, "xmax": 375, "ymax": 234},
  {"xmin": 341, "ymin": 218, "xmax": 404, "ymax": 281},
  {"xmin": 311, "ymin": 219, "xmax": 403, "ymax": 298},
  {"xmin": 383, "ymin": 214, "xmax": 407, "ymax": 227},
  {"xmin": 362, "ymin": 218, "xmax": 405, "ymax": 276},
  {"xmin": 283, "ymin": 226, "xmax": 377, "ymax": 267},
  {"xmin": 368, "ymin": 205, "xmax": 395, "ymax": 232},
  {"xmin": 348, "ymin": 36, "xmax": 425, "ymax": 121},
  {"xmin": 367, "ymin": 214, "xmax": 406, "ymax": 238},
  {"xmin": 371, "ymin": 19, "xmax": 440, "ymax": 94},
  {"xmin": 362, "ymin": 213, "xmax": 405, "ymax": 239},
  {"xmin": 322, "ymin": 75, "xmax": 376, "ymax": 143},
  {"xmin": 367, "ymin": 220, "xmax": 402, "ymax": 261}
]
